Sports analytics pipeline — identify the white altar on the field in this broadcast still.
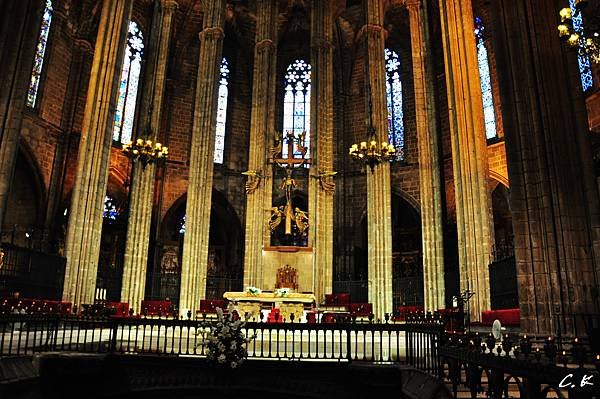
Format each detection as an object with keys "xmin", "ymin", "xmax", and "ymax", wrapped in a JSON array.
[{"xmin": 223, "ymin": 291, "xmax": 316, "ymax": 321}]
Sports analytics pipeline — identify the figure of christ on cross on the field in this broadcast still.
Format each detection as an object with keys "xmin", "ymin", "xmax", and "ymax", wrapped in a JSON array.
[{"xmin": 268, "ymin": 131, "xmax": 311, "ymax": 239}]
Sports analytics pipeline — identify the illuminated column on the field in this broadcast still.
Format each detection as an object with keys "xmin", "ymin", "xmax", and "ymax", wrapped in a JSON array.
[
  {"xmin": 438, "ymin": 0, "xmax": 492, "ymax": 320},
  {"xmin": 62, "ymin": 0, "xmax": 133, "ymax": 307},
  {"xmin": 179, "ymin": 0, "xmax": 226, "ymax": 316},
  {"xmin": 406, "ymin": 0, "xmax": 445, "ymax": 310},
  {"xmin": 243, "ymin": 0, "xmax": 278, "ymax": 288},
  {"xmin": 364, "ymin": 0, "xmax": 394, "ymax": 320},
  {"xmin": 309, "ymin": 0, "xmax": 335, "ymax": 303},
  {"xmin": 121, "ymin": 0, "xmax": 177, "ymax": 313},
  {"xmin": 0, "ymin": 0, "xmax": 45, "ymax": 230}
]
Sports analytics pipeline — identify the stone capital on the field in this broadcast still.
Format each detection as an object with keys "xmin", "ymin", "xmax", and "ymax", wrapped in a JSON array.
[
  {"xmin": 74, "ymin": 38, "xmax": 94, "ymax": 54},
  {"xmin": 357, "ymin": 24, "xmax": 388, "ymax": 43},
  {"xmin": 199, "ymin": 26, "xmax": 224, "ymax": 41},
  {"xmin": 161, "ymin": 0, "xmax": 179, "ymax": 12},
  {"xmin": 404, "ymin": 0, "xmax": 421, "ymax": 12},
  {"xmin": 256, "ymin": 38, "xmax": 274, "ymax": 51}
]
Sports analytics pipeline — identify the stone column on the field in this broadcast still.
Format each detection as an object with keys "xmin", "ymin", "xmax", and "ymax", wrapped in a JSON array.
[
  {"xmin": 121, "ymin": 0, "xmax": 177, "ymax": 314},
  {"xmin": 489, "ymin": 0, "xmax": 600, "ymax": 334},
  {"xmin": 309, "ymin": 0, "xmax": 335, "ymax": 303},
  {"xmin": 438, "ymin": 0, "xmax": 492, "ymax": 321},
  {"xmin": 179, "ymin": 0, "xmax": 226, "ymax": 316},
  {"xmin": 62, "ymin": 0, "xmax": 133, "ymax": 307},
  {"xmin": 243, "ymin": 0, "xmax": 278, "ymax": 289},
  {"xmin": 0, "ymin": 0, "xmax": 45, "ymax": 230},
  {"xmin": 406, "ymin": 0, "xmax": 445, "ymax": 311},
  {"xmin": 364, "ymin": 0, "xmax": 394, "ymax": 320}
]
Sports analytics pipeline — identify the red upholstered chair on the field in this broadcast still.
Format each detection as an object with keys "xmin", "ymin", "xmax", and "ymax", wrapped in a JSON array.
[
  {"xmin": 199, "ymin": 299, "xmax": 226, "ymax": 313},
  {"xmin": 321, "ymin": 313, "xmax": 336, "ymax": 323},
  {"xmin": 267, "ymin": 308, "xmax": 283, "ymax": 323},
  {"xmin": 481, "ymin": 308, "xmax": 520, "ymax": 326},
  {"xmin": 349, "ymin": 303, "xmax": 373, "ymax": 317},
  {"xmin": 325, "ymin": 293, "xmax": 351, "ymax": 306},
  {"xmin": 141, "ymin": 300, "xmax": 173, "ymax": 317},
  {"xmin": 106, "ymin": 302, "xmax": 129, "ymax": 317},
  {"xmin": 306, "ymin": 311, "xmax": 317, "ymax": 323}
]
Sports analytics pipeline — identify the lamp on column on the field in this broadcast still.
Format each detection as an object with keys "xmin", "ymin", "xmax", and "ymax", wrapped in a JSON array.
[
  {"xmin": 557, "ymin": 0, "xmax": 600, "ymax": 64},
  {"xmin": 349, "ymin": 20, "xmax": 397, "ymax": 171}
]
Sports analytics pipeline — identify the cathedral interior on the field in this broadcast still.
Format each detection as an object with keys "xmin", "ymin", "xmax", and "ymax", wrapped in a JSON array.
[{"xmin": 1, "ymin": 0, "xmax": 600, "ymax": 395}]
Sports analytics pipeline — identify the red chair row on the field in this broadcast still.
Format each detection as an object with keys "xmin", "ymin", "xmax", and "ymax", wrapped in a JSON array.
[
  {"xmin": 324, "ymin": 293, "xmax": 350, "ymax": 306},
  {"xmin": 481, "ymin": 308, "xmax": 520, "ymax": 326},
  {"xmin": 140, "ymin": 300, "xmax": 174, "ymax": 317},
  {"xmin": 199, "ymin": 299, "xmax": 226, "ymax": 313},
  {"xmin": 105, "ymin": 302, "xmax": 129, "ymax": 317},
  {"xmin": 349, "ymin": 303, "xmax": 372, "ymax": 317}
]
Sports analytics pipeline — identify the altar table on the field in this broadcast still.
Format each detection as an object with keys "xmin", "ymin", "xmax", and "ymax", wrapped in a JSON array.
[{"xmin": 223, "ymin": 292, "xmax": 316, "ymax": 321}]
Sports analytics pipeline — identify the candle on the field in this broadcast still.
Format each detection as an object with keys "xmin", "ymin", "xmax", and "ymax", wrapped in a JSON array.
[
  {"xmin": 559, "ymin": 7, "xmax": 572, "ymax": 22},
  {"xmin": 558, "ymin": 24, "xmax": 570, "ymax": 38},
  {"xmin": 568, "ymin": 33, "xmax": 580, "ymax": 47},
  {"xmin": 360, "ymin": 141, "xmax": 367, "ymax": 149}
]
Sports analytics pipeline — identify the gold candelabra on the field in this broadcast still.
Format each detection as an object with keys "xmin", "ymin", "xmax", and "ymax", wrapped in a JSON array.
[
  {"xmin": 349, "ymin": 128, "xmax": 398, "ymax": 171},
  {"xmin": 558, "ymin": 0, "xmax": 600, "ymax": 64},
  {"xmin": 122, "ymin": 138, "xmax": 168, "ymax": 168}
]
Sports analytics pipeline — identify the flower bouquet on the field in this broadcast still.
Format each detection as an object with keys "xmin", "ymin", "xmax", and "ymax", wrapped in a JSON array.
[
  {"xmin": 205, "ymin": 306, "xmax": 254, "ymax": 368},
  {"xmin": 274, "ymin": 288, "xmax": 290, "ymax": 297},
  {"xmin": 245, "ymin": 286, "xmax": 261, "ymax": 296}
]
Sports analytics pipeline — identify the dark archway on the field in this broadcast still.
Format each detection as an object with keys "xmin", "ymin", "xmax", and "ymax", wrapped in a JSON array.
[
  {"xmin": 149, "ymin": 190, "xmax": 243, "ymax": 305},
  {"xmin": 489, "ymin": 182, "xmax": 518, "ymax": 310},
  {"xmin": 1, "ymin": 147, "xmax": 45, "ymax": 248},
  {"xmin": 391, "ymin": 194, "xmax": 423, "ymax": 310}
]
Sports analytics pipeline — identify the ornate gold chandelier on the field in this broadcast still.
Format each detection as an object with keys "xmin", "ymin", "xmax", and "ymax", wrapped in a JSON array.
[
  {"xmin": 349, "ymin": 127, "xmax": 397, "ymax": 171},
  {"xmin": 122, "ymin": 138, "xmax": 168, "ymax": 168},
  {"xmin": 558, "ymin": 0, "xmax": 600, "ymax": 64}
]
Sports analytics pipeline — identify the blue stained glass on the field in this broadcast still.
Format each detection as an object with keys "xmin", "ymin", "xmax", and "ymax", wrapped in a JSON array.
[
  {"xmin": 27, "ymin": 0, "xmax": 53, "ymax": 108},
  {"xmin": 569, "ymin": 0, "xmax": 593, "ymax": 91},
  {"xmin": 282, "ymin": 59, "xmax": 311, "ymax": 160},
  {"xmin": 385, "ymin": 49, "xmax": 405, "ymax": 159},
  {"xmin": 113, "ymin": 21, "xmax": 144, "ymax": 144},
  {"xmin": 103, "ymin": 196, "xmax": 119, "ymax": 220},
  {"xmin": 179, "ymin": 215, "xmax": 186, "ymax": 234},
  {"xmin": 214, "ymin": 58, "xmax": 230, "ymax": 164},
  {"xmin": 474, "ymin": 17, "xmax": 498, "ymax": 140}
]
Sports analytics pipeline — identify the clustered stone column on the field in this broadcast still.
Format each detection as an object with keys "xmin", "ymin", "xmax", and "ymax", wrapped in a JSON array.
[
  {"xmin": 489, "ymin": 0, "xmax": 600, "ymax": 334},
  {"xmin": 179, "ymin": 0, "xmax": 226, "ymax": 316},
  {"xmin": 364, "ymin": 0, "xmax": 394, "ymax": 320},
  {"xmin": 406, "ymin": 0, "xmax": 445, "ymax": 311},
  {"xmin": 438, "ymin": 0, "xmax": 492, "ymax": 321},
  {"xmin": 0, "ymin": 0, "xmax": 45, "ymax": 230},
  {"xmin": 309, "ymin": 0, "xmax": 335, "ymax": 303},
  {"xmin": 63, "ymin": 0, "xmax": 133, "ymax": 306},
  {"xmin": 243, "ymin": 0, "xmax": 278, "ymax": 289},
  {"xmin": 121, "ymin": 0, "xmax": 177, "ymax": 313}
]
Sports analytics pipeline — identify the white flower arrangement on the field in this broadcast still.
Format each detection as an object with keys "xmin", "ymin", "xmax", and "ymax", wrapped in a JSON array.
[
  {"xmin": 274, "ymin": 288, "xmax": 290, "ymax": 297},
  {"xmin": 205, "ymin": 306, "xmax": 254, "ymax": 368},
  {"xmin": 245, "ymin": 286, "xmax": 262, "ymax": 296}
]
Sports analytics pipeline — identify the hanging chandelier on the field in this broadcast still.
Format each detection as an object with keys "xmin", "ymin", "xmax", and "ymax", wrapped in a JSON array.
[
  {"xmin": 122, "ymin": 138, "xmax": 168, "ymax": 168},
  {"xmin": 349, "ymin": 127, "xmax": 397, "ymax": 171},
  {"xmin": 348, "ymin": 17, "xmax": 398, "ymax": 171},
  {"xmin": 558, "ymin": 0, "xmax": 600, "ymax": 64}
]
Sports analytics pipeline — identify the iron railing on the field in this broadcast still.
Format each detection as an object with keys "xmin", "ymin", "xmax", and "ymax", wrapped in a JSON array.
[
  {"xmin": 0, "ymin": 314, "xmax": 444, "ymax": 377},
  {"xmin": 440, "ymin": 332, "xmax": 600, "ymax": 399}
]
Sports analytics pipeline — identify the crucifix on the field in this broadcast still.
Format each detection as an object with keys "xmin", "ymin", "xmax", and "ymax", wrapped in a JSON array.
[{"xmin": 268, "ymin": 131, "xmax": 311, "ymax": 238}]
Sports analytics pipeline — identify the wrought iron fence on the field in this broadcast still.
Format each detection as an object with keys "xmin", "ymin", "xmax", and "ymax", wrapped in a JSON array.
[
  {"xmin": 440, "ymin": 332, "xmax": 600, "ymax": 399},
  {"xmin": 0, "ymin": 314, "xmax": 444, "ymax": 377}
]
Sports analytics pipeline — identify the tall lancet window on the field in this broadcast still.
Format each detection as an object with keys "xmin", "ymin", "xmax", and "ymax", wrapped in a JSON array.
[
  {"xmin": 27, "ymin": 0, "xmax": 53, "ymax": 108},
  {"xmin": 282, "ymin": 59, "xmax": 311, "ymax": 159},
  {"xmin": 214, "ymin": 58, "xmax": 230, "ymax": 164},
  {"xmin": 569, "ymin": 0, "xmax": 593, "ymax": 91},
  {"xmin": 474, "ymin": 17, "xmax": 497, "ymax": 140},
  {"xmin": 385, "ymin": 48, "xmax": 405, "ymax": 159},
  {"xmin": 113, "ymin": 21, "xmax": 144, "ymax": 144}
]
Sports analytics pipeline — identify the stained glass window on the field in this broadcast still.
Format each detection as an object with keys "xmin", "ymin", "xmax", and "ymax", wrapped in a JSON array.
[
  {"xmin": 569, "ymin": 0, "xmax": 593, "ymax": 91},
  {"xmin": 113, "ymin": 21, "xmax": 144, "ymax": 144},
  {"xmin": 474, "ymin": 17, "xmax": 498, "ymax": 140},
  {"xmin": 282, "ymin": 59, "xmax": 311, "ymax": 159},
  {"xmin": 214, "ymin": 58, "xmax": 230, "ymax": 164},
  {"xmin": 179, "ymin": 215, "xmax": 186, "ymax": 234},
  {"xmin": 385, "ymin": 49, "xmax": 405, "ymax": 159},
  {"xmin": 103, "ymin": 196, "xmax": 119, "ymax": 220},
  {"xmin": 26, "ymin": 0, "xmax": 53, "ymax": 108}
]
